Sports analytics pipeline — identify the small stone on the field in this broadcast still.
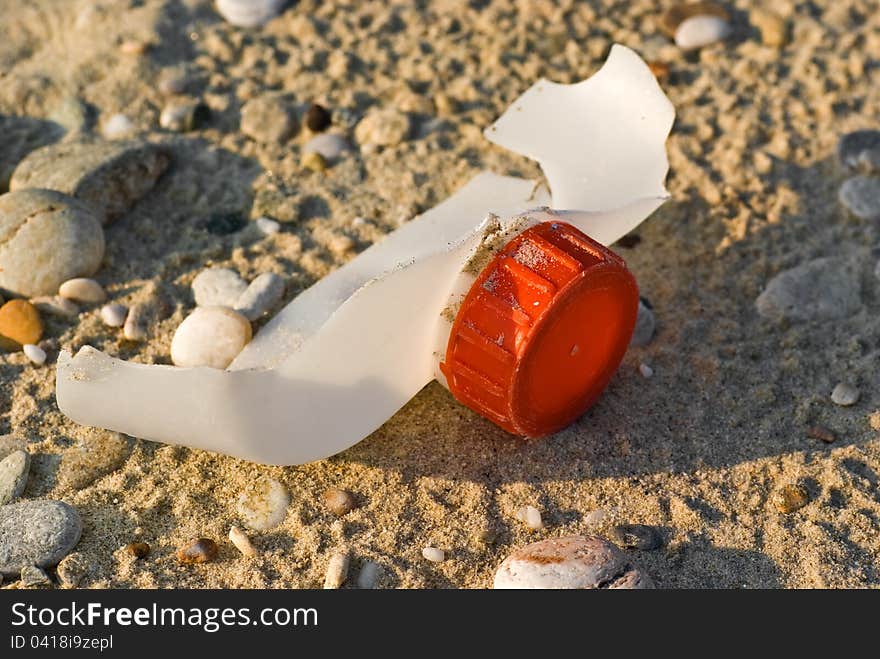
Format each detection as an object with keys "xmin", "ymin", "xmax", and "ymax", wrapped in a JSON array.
[
  {"xmin": 831, "ymin": 383, "xmax": 860, "ymax": 407},
  {"xmin": 49, "ymin": 96, "xmax": 91, "ymax": 134},
  {"xmin": 31, "ymin": 296, "xmax": 80, "ymax": 319},
  {"xmin": 240, "ymin": 95, "xmax": 297, "ymax": 143},
  {"xmin": 659, "ymin": 2, "xmax": 729, "ymax": 37},
  {"xmin": 675, "ymin": 15, "xmax": 731, "ymax": 50},
  {"xmin": 301, "ymin": 151, "xmax": 327, "ymax": 173},
  {"xmin": 303, "ymin": 133, "xmax": 352, "ymax": 163},
  {"xmin": 807, "ymin": 425, "xmax": 836, "ymax": 444},
  {"xmin": 0, "ymin": 300, "xmax": 43, "ymax": 351},
  {"xmin": 170, "ymin": 307, "xmax": 252, "ymax": 369},
  {"xmin": 233, "ymin": 272, "xmax": 285, "ymax": 321},
  {"xmin": 125, "ymin": 542, "xmax": 151, "ymax": 559},
  {"xmin": 305, "ymin": 103, "xmax": 332, "ymax": 132},
  {"xmin": 0, "ymin": 189, "xmax": 104, "ymax": 297},
  {"xmin": 215, "ymin": 0, "xmax": 286, "ymax": 27},
  {"xmin": 0, "ymin": 450, "xmax": 30, "ymax": 505},
  {"xmin": 119, "ymin": 40, "xmax": 149, "ymax": 56},
  {"xmin": 9, "ymin": 140, "xmax": 171, "ymax": 225},
  {"xmin": 160, "ymin": 100, "xmax": 211, "ymax": 133},
  {"xmin": 422, "ymin": 546, "xmax": 445, "ymax": 562},
  {"xmin": 515, "ymin": 505, "xmax": 543, "ymax": 530},
  {"xmin": 322, "ymin": 487, "xmax": 356, "ymax": 516},
  {"xmin": 639, "ymin": 363, "xmax": 654, "ymax": 378},
  {"xmin": 610, "ymin": 524, "xmax": 663, "ymax": 550},
  {"xmin": 56, "ymin": 552, "xmax": 92, "ymax": 588},
  {"xmin": 255, "ymin": 216, "xmax": 281, "ymax": 235},
  {"xmin": 100, "ymin": 303, "xmax": 128, "ymax": 328},
  {"xmin": 158, "ymin": 69, "xmax": 191, "ymax": 96},
  {"xmin": 323, "ymin": 551, "xmax": 350, "ymax": 588},
  {"xmin": 630, "ymin": 298, "xmax": 656, "ymax": 347},
  {"xmin": 773, "ymin": 484, "xmax": 810, "ymax": 514},
  {"xmin": 354, "ymin": 108, "xmax": 410, "ymax": 147},
  {"xmin": 839, "ymin": 176, "xmax": 880, "ymax": 221},
  {"xmin": 755, "ymin": 257, "xmax": 862, "ymax": 322},
  {"xmin": 56, "ymin": 432, "xmax": 131, "ymax": 491},
  {"xmin": 357, "ymin": 561, "xmax": 381, "ymax": 589},
  {"xmin": 751, "ymin": 9, "xmax": 788, "ymax": 47},
  {"xmin": 23, "ymin": 344, "xmax": 46, "ymax": 366},
  {"xmin": 176, "ymin": 538, "xmax": 219, "ymax": 564},
  {"xmin": 228, "ymin": 526, "xmax": 257, "ymax": 558},
  {"xmin": 838, "ymin": 130, "xmax": 880, "ymax": 173},
  {"xmin": 102, "ymin": 114, "xmax": 135, "ymax": 140},
  {"xmin": 59, "ymin": 277, "xmax": 106, "ymax": 304},
  {"xmin": 123, "ymin": 302, "xmax": 151, "ymax": 341},
  {"xmin": 494, "ymin": 535, "xmax": 653, "ymax": 589},
  {"xmin": 236, "ymin": 477, "xmax": 290, "ymax": 531},
  {"xmin": 192, "ymin": 267, "xmax": 248, "ymax": 308},
  {"xmin": 0, "ymin": 500, "xmax": 82, "ymax": 576},
  {"xmin": 20, "ymin": 565, "xmax": 52, "ymax": 588}
]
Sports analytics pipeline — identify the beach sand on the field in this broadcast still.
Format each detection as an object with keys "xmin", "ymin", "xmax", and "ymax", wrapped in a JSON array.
[{"xmin": 1, "ymin": 0, "xmax": 879, "ymax": 588}]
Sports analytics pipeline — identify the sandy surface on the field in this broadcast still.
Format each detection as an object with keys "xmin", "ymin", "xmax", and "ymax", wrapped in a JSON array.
[{"xmin": 2, "ymin": 0, "xmax": 880, "ymax": 588}]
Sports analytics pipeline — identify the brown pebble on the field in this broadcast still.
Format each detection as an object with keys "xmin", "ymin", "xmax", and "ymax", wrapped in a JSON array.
[
  {"xmin": 0, "ymin": 300, "xmax": 43, "ymax": 351},
  {"xmin": 659, "ymin": 2, "xmax": 730, "ymax": 37},
  {"xmin": 773, "ymin": 484, "xmax": 810, "ymax": 514},
  {"xmin": 176, "ymin": 538, "xmax": 219, "ymax": 564},
  {"xmin": 807, "ymin": 425, "xmax": 836, "ymax": 444},
  {"xmin": 647, "ymin": 61, "xmax": 670, "ymax": 82},
  {"xmin": 119, "ymin": 40, "xmax": 150, "ymax": 55},
  {"xmin": 322, "ymin": 487, "xmax": 356, "ymax": 516},
  {"xmin": 125, "ymin": 542, "xmax": 151, "ymax": 559},
  {"xmin": 305, "ymin": 103, "xmax": 332, "ymax": 132}
]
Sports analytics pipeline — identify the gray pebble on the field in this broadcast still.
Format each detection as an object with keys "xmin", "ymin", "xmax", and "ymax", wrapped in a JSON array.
[
  {"xmin": 234, "ymin": 272, "xmax": 285, "ymax": 321},
  {"xmin": 240, "ymin": 95, "xmax": 297, "ymax": 144},
  {"xmin": 0, "ymin": 189, "xmax": 104, "ymax": 298},
  {"xmin": 755, "ymin": 257, "xmax": 862, "ymax": 322},
  {"xmin": 839, "ymin": 176, "xmax": 880, "ymax": 221},
  {"xmin": 49, "ymin": 96, "xmax": 91, "ymax": 134},
  {"xmin": 303, "ymin": 133, "xmax": 353, "ymax": 163},
  {"xmin": 0, "ymin": 450, "xmax": 30, "ymax": 505},
  {"xmin": 192, "ymin": 267, "xmax": 248, "ymax": 308},
  {"xmin": 610, "ymin": 524, "xmax": 663, "ymax": 551},
  {"xmin": 0, "ymin": 500, "xmax": 82, "ymax": 577},
  {"xmin": 831, "ymin": 382, "xmax": 860, "ymax": 406},
  {"xmin": 159, "ymin": 100, "xmax": 210, "ymax": 133},
  {"xmin": 123, "ymin": 302, "xmax": 152, "ymax": 341},
  {"xmin": 9, "ymin": 139, "xmax": 171, "ymax": 225},
  {"xmin": 838, "ymin": 130, "xmax": 880, "ymax": 173},
  {"xmin": 20, "ymin": 565, "xmax": 52, "ymax": 588},
  {"xmin": 56, "ymin": 552, "xmax": 92, "ymax": 588},
  {"xmin": 494, "ymin": 535, "xmax": 653, "ymax": 589},
  {"xmin": 629, "ymin": 298, "xmax": 656, "ymax": 347},
  {"xmin": 357, "ymin": 561, "xmax": 381, "ymax": 589}
]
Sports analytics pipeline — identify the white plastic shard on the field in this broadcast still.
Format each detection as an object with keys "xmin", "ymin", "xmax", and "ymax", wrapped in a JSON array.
[{"xmin": 55, "ymin": 44, "xmax": 675, "ymax": 465}]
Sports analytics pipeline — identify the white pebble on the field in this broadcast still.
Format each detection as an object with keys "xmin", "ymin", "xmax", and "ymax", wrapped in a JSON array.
[
  {"xmin": 323, "ymin": 551, "xmax": 351, "ymax": 589},
  {"xmin": 303, "ymin": 133, "xmax": 352, "ymax": 162},
  {"xmin": 58, "ymin": 278, "xmax": 106, "ymax": 304},
  {"xmin": 100, "ymin": 303, "xmax": 128, "ymax": 328},
  {"xmin": 215, "ymin": 0, "xmax": 286, "ymax": 27},
  {"xmin": 422, "ymin": 546, "xmax": 445, "ymax": 562},
  {"xmin": 357, "ymin": 561, "xmax": 381, "ymax": 589},
  {"xmin": 171, "ymin": 307, "xmax": 252, "ymax": 369},
  {"xmin": 23, "ymin": 344, "xmax": 47, "ymax": 366},
  {"xmin": 192, "ymin": 267, "xmax": 248, "ymax": 308},
  {"xmin": 123, "ymin": 303, "xmax": 150, "ymax": 341},
  {"xmin": 235, "ymin": 477, "xmax": 290, "ymax": 531},
  {"xmin": 234, "ymin": 272, "xmax": 285, "ymax": 321},
  {"xmin": 516, "ymin": 505, "xmax": 544, "ymax": 530},
  {"xmin": 639, "ymin": 363, "xmax": 654, "ymax": 378},
  {"xmin": 675, "ymin": 15, "xmax": 731, "ymax": 51},
  {"xmin": 228, "ymin": 525, "xmax": 258, "ymax": 558},
  {"xmin": 831, "ymin": 382, "xmax": 860, "ymax": 406},
  {"xmin": 255, "ymin": 216, "xmax": 281, "ymax": 235},
  {"xmin": 102, "ymin": 114, "xmax": 135, "ymax": 139}
]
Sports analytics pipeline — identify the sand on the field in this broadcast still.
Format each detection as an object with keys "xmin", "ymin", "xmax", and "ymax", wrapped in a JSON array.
[{"xmin": 1, "ymin": 0, "xmax": 879, "ymax": 588}]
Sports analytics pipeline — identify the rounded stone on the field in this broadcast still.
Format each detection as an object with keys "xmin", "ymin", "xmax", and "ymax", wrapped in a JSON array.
[
  {"xmin": 322, "ymin": 487, "xmax": 356, "ymax": 517},
  {"xmin": 838, "ymin": 130, "xmax": 880, "ymax": 173},
  {"xmin": 755, "ymin": 257, "xmax": 862, "ymax": 322},
  {"xmin": 59, "ymin": 277, "xmax": 106, "ymax": 304},
  {"xmin": 305, "ymin": 103, "xmax": 332, "ymax": 132},
  {"xmin": 422, "ymin": 547, "xmax": 445, "ymax": 562},
  {"xmin": 839, "ymin": 176, "xmax": 880, "ymax": 221},
  {"xmin": 235, "ymin": 477, "xmax": 290, "ymax": 531},
  {"xmin": 0, "ymin": 300, "xmax": 43, "ymax": 351},
  {"xmin": 240, "ymin": 95, "xmax": 297, "ymax": 144},
  {"xmin": 102, "ymin": 114, "xmax": 136, "ymax": 140},
  {"xmin": 629, "ymin": 298, "xmax": 656, "ymax": 347},
  {"xmin": 494, "ymin": 535, "xmax": 654, "ymax": 589},
  {"xmin": 176, "ymin": 538, "xmax": 218, "ymax": 564},
  {"xmin": 125, "ymin": 542, "xmax": 151, "ymax": 559},
  {"xmin": 0, "ymin": 500, "xmax": 83, "ymax": 577},
  {"xmin": 0, "ymin": 189, "xmax": 104, "ymax": 298},
  {"xmin": 100, "ymin": 303, "xmax": 128, "ymax": 328},
  {"xmin": 192, "ymin": 267, "xmax": 248, "ymax": 308},
  {"xmin": 773, "ymin": 484, "xmax": 809, "ymax": 514},
  {"xmin": 659, "ymin": 1, "xmax": 729, "ymax": 37},
  {"xmin": 23, "ymin": 344, "xmax": 46, "ymax": 366},
  {"xmin": 0, "ymin": 450, "xmax": 30, "ymax": 505},
  {"xmin": 56, "ymin": 552, "xmax": 93, "ymax": 588},
  {"xmin": 354, "ymin": 108, "xmax": 410, "ymax": 147},
  {"xmin": 234, "ymin": 272, "xmax": 285, "ymax": 321},
  {"xmin": 303, "ymin": 133, "xmax": 352, "ymax": 163},
  {"xmin": 215, "ymin": 0, "xmax": 286, "ymax": 27},
  {"xmin": 159, "ymin": 100, "xmax": 210, "ymax": 133},
  {"xmin": 675, "ymin": 15, "xmax": 731, "ymax": 50},
  {"xmin": 831, "ymin": 382, "xmax": 860, "ymax": 406},
  {"xmin": 610, "ymin": 524, "xmax": 663, "ymax": 551},
  {"xmin": 171, "ymin": 307, "xmax": 252, "ymax": 369},
  {"xmin": 301, "ymin": 151, "xmax": 327, "ymax": 173}
]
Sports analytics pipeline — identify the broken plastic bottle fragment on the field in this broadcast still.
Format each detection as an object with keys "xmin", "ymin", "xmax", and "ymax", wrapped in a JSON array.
[{"xmin": 56, "ymin": 45, "xmax": 675, "ymax": 465}]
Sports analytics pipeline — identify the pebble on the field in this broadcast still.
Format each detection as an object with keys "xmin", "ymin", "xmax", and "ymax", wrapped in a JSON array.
[
  {"xmin": 0, "ymin": 500, "xmax": 82, "ymax": 576},
  {"xmin": 228, "ymin": 526, "xmax": 257, "ymax": 558},
  {"xmin": 123, "ymin": 302, "xmax": 151, "ymax": 341},
  {"xmin": 659, "ymin": 2, "xmax": 729, "ymax": 37},
  {"xmin": 59, "ymin": 277, "xmax": 106, "ymax": 304},
  {"xmin": 170, "ymin": 307, "xmax": 252, "ymax": 369},
  {"xmin": 215, "ymin": 0, "xmax": 286, "ymax": 27},
  {"xmin": 158, "ymin": 69, "xmax": 191, "ymax": 96},
  {"xmin": 31, "ymin": 296, "xmax": 80, "ymax": 319},
  {"xmin": 773, "ymin": 484, "xmax": 810, "ymax": 514},
  {"xmin": 750, "ymin": 9, "xmax": 788, "ymax": 48},
  {"xmin": 305, "ymin": 103, "xmax": 332, "ymax": 132},
  {"xmin": 49, "ymin": 96, "xmax": 91, "ymax": 134},
  {"xmin": 0, "ymin": 300, "xmax": 43, "ymax": 351},
  {"xmin": 119, "ymin": 40, "xmax": 150, "ymax": 56},
  {"xmin": 755, "ymin": 257, "xmax": 862, "ymax": 322},
  {"xmin": 831, "ymin": 383, "xmax": 860, "ymax": 407},
  {"xmin": 56, "ymin": 552, "xmax": 91, "ymax": 588},
  {"xmin": 176, "ymin": 538, "xmax": 219, "ymax": 564},
  {"xmin": 303, "ymin": 133, "xmax": 352, "ymax": 163},
  {"xmin": 357, "ymin": 561, "xmax": 381, "ymax": 589},
  {"xmin": 837, "ymin": 130, "xmax": 880, "ymax": 173},
  {"xmin": 494, "ymin": 536, "xmax": 653, "ymax": 589},
  {"xmin": 0, "ymin": 450, "xmax": 30, "ymax": 505},
  {"xmin": 240, "ymin": 95, "xmax": 297, "ymax": 143},
  {"xmin": 323, "ymin": 551, "xmax": 350, "ymax": 589},
  {"xmin": 235, "ymin": 477, "xmax": 290, "ymax": 531},
  {"xmin": 675, "ymin": 15, "xmax": 731, "ymax": 50},
  {"xmin": 100, "ymin": 303, "xmax": 128, "ymax": 328},
  {"xmin": 234, "ymin": 272, "xmax": 285, "ymax": 321},
  {"xmin": 20, "ymin": 565, "xmax": 52, "ymax": 588},
  {"xmin": 839, "ymin": 176, "xmax": 880, "ymax": 221},
  {"xmin": 639, "ymin": 363, "xmax": 654, "ymax": 378},
  {"xmin": 630, "ymin": 298, "xmax": 656, "ymax": 347},
  {"xmin": 354, "ymin": 108, "xmax": 410, "ymax": 147},
  {"xmin": 160, "ymin": 100, "xmax": 210, "ymax": 133},
  {"xmin": 56, "ymin": 432, "xmax": 130, "ymax": 491},
  {"xmin": 125, "ymin": 542, "xmax": 151, "ymax": 559},
  {"xmin": 23, "ymin": 344, "xmax": 46, "ymax": 366},
  {"xmin": 610, "ymin": 524, "xmax": 663, "ymax": 550},
  {"xmin": 301, "ymin": 151, "xmax": 327, "ymax": 173},
  {"xmin": 0, "ymin": 189, "xmax": 104, "ymax": 297},
  {"xmin": 322, "ymin": 488, "xmax": 356, "ymax": 517},
  {"xmin": 102, "ymin": 114, "xmax": 135, "ymax": 140},
  {"xmin": 255, "ymin": 216, "xmax": 281, "ymax": 236},
  {"xmin": 807, "ymin": 425, "xmax": 836, "ymax": 444},
  {"xmin": 515, "ymin": 505, "xmax": 544, "ymax": 530},
  {"xmin": 9, "ymin": 140, "xmax": 171, "ymax": 225},
  {"xmin": 192, "ymin": 267, "xmax": 248, "ymax": 308},
  {"xmin": 422, "ymin": 546, "xmax": 445, "ymax": 562}
]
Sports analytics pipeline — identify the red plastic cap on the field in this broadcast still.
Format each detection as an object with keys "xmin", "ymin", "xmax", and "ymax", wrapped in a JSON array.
[{"xmin": 440, "ymin": 221, "xmax": 638, "ymax": 437}]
